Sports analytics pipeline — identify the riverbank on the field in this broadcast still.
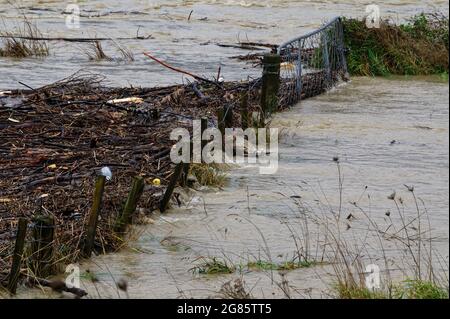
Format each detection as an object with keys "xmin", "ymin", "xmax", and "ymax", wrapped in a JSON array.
[{"xmin": 343, "ymin": 13, "xmax": 449, "ymax": 77}]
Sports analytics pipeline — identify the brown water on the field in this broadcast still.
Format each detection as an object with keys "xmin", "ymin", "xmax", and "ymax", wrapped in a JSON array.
[
  {"xmin": 1, "ymin": 0, "xmax": 448, "ymax": 299},
  {"xmin": 1, "ymin": 0, "xmax": 448, "ymax": 88}
]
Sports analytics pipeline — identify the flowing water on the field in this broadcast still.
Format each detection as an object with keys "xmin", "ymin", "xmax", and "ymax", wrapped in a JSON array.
[
  {"xmin": 1, "ymin": 1, "xmax": 448, "ymax": 298},
  {"xmin": 0, "ymin": 0, "xmax": 448, "ymax": 88}
]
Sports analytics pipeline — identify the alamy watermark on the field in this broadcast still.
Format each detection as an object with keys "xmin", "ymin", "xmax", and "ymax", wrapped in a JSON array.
[
  {"xmin": 64, "ymin": 1, "xmax": 161, "ymax": 29},
  {"xmin": 365, "ymin": 4, "xmax": 381, "ymax": 28},
  {"xmin": 365, "ymin": 264, "xmax": 381, "ymax": 289},
  {"xmin": 65, "ymin": 263, "xmax": 80, "ymax": 289},
  {"xmin": 65, "ymin": 4, "xmax": 80, "ymax": 29},
  {"xmin": 170, "ymin": 121, "xmax": 279, "ymax": 175}
]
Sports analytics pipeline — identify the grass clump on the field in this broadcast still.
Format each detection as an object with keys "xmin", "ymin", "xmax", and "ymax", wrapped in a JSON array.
[
  {"xmin": 247, "ymin": 260, "xmax": 279, "ymax": 271},
  {"xmin": 247, "ymin": 259, "xmax": 317, "ymax": 271},
  {"xmin": 84, "ymin": 41, "xmax": 112, "ymax": 61},
  {"xmin": 343, "ymin": 13, "xmax": 449, "ymax": 76},
  {"xmin": 334, "ymin": 283, "xmax": 388, "ymax": 299},
  {"xmin": 0, "ymin": 19, "xmax": 49, "ymax": 58},
  {"xmin": 335, "ymin": 280, "xmax": 449, "ymax": 299},
  {"xmin": 83, "ymin": 40, "xmax": 134, "ymax": 62},
  {"xmin": 191, "ymin": 257, "xmax": 235, "ymax": 275},
  {"xmin": 393, "ymin": 279, "xmax": 449, "ymax": 299},
  {"xmin": 278, "ymin": 260, "xmax": 316, "ymax": 270},
  {"xmin": 189, "ymin": 163, "xmax": 229, "ymax": 187}
]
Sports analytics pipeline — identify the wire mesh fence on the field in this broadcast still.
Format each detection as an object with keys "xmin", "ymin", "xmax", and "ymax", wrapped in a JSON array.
[{"xmin": 277, "ymin": 17, "xmax": 348, "ymax": 108}]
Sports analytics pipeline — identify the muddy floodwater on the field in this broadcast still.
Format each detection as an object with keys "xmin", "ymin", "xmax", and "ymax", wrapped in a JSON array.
[
  {"xmin": 0, "ymin": 0, "xmax": 449, "ymax": 88},
  {"xmin": 1, "ymin": 0, "xmax": 448, "ymax": 298}
]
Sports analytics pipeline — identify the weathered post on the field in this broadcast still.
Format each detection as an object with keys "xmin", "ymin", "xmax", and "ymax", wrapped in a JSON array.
[
  {"xmin": 181, "ymin": 140, "xmax": 193, "ymax": 187},
  {"xmin": 260, "ymin": 53, "xmax": 281, "ymax": 124},
  {"xmin": 30, "ymin": 215, "xmax": 55, "ymax": 278},
  {"xmin": 83, "ymin": 175, "xmax": 106, "ymax": 257},
  {"xmin": 7, "ymin": 217, "xmax": 28, "ymax": 294},
  {"xmin": 114, "ymin": 176, "xmax": 145, "ymax": 234},
  {"xmin": 217, "ymin": 108, "xmax": 225, "ymax": 136},
  {"xmin": 201, "ymin": 117, "xmax": 208, "ymax": 155},
  {"xmin": 160, "ymin": 162, "xmax": 184, "ymax": 213},
  {"xmin": 217, "ymin": 107, "xmax": 226, "ymax": 150},
  {"xmin": 240, "ymin": 93, "xmax": 249, "ymax": 130},
  {"xmin": 224, "ymin": 105, "xmax": 233, "ymax": 128}
]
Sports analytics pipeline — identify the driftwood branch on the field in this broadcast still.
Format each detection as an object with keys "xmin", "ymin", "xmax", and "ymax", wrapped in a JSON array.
[
  {"xmin": 143, "ymin": 52, "xmax": 221, "ymax": 87},
  {"xmin": 0, "ymin": 35, "xmax": 152, "ymax": 42},
  {"xmin": 30, "ymin": 277, "xmax": 88, "ymax": 298}
]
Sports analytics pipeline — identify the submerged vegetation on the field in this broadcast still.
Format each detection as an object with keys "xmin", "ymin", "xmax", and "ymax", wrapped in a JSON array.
[
  {"xmin": 334, "ymin": 279, "xmax": 449, "ymax": 299},
  {"xmin": 189, "ymin": 163, "xmax": 229, "ymax": 187},
  {"xmin": 343, "ymin": 13, "xmax": 449, "ymax": 76},
  {"xmin": 191, "ymin": 257, "xmax": 236, "ymax": 275},
  {"xmin": 83, "ymin": 40, "xmax": 135, "ymax": 62},
  {"xmin": 393, "ymin": 279, "xmax": 449, "ymax": 299},
  {"xmin": 247, "ymin": 259, "xmax": 317, "ymax": 271},
  {"xmin": 0, "ymin": 19, "xmax": 49, "ymax": 58}
]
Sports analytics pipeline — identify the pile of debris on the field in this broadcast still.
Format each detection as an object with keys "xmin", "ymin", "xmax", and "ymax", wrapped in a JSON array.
[{"xmin": 0, "ymin": 71, "xmax": 263, "ymax": 283}]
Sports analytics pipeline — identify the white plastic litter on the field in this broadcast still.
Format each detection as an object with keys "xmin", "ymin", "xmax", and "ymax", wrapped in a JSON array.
[
  {"xmin": 107, "ymin": 97, "xmax": 143, "ymax": 104},
  {"xmin": 100, "ymin": 166, "xmax": 113, "ymax": 181},
  {"xmin": 0, "ymin": 91, "xmax": 12, "ymax": 96}
]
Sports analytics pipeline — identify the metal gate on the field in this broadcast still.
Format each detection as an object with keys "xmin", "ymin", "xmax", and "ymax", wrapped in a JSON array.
[{"xmin": 277, "ymin": 17, "xmax": 348, "ymax": 107}]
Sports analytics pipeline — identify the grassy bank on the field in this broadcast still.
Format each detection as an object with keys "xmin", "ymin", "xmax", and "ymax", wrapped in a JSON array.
[{"xmin": 343, "ymin": 13, "xmax": 449, "ymax": 76}]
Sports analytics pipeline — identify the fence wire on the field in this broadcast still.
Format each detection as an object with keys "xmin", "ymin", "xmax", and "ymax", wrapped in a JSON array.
[{"xmin": 277, "ymin": 17, "xmax": 348, "ymax": 108}]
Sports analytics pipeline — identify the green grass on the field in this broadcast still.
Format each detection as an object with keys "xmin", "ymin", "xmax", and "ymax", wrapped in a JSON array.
[
  {"xmin": 334, "ymin": 283, "xmax": 389, "ymax": 299},
  {"xmin": 393, "ymin": 279, "xmax": 449, "ymax": 299},
  {"xmin": 334, "ymin": 280, "xmax": 449, "ymax": 299},
  {"xmin": 189, "ymin": 163, "xmax": 229, "ymax": 187},
  {"xmin": 247, "ymin": 260, "xmax": 279, "ymax": 271},
  {"xmin": 343, "ymin": 13, "xmax": 449, "ymax": 76},
  {"xmin": 80, "ymin": 270, "xmax": 98, "ymax": 282},
  {"xmin": 191, "ymin": 257, "xmax": 235, "ymax": 275},
  {"xmin": 247, "ymin": 259, "xmax": 318, "ymax": 271}
]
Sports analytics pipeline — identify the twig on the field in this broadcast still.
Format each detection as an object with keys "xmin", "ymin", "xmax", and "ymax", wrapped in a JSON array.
[{"xmin": 143, "ymin": 52, "xmax": 221, "ymax": 87}]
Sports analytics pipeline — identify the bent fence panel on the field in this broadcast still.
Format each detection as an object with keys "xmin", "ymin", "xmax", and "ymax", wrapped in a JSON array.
[{"xmin": 277, "ymin": 17, "xmax": 348, "ymax": 108}]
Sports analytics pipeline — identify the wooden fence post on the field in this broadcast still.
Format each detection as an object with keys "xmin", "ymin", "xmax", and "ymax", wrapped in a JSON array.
[
  {"xmin": 83, "ymin": 175, "xmax": 106, "ymax": 257},
  {"xmin": 217, "ymin": 108, "xmax": 225, "ymax": 135},
  {"xmin": 201, "ymin": 116, "xmax": 208, "ymax": 156},
  {"xmin": 7, "ymin": 218, "xmax": 28, "ymax": 294},
  {"xmin": 240, "ymin": 93, "xmax": 249, "ymax": 130},
  {"xmin": 217, "ymin": 107, "xmax": 225, "ymax": 150},
  {"xmin": 224, "ymin": 105, "xmax": 233, "ymax": 128},
  {"xmin": 30, "ymin": 215, "xmax": 55, "ymax": 278},
  {"xmin": 181, "ymin": 140, "xmax": 193, "ymax": 187},
  {"xmin": 160, "ymin": 162, "xmax": 184, "ymax": 213},
  {"xmin": 114, "ymin": 176, "xmax": 145, "ymax": 234},
  {"xmin": 260, "ymin": 53, "xmax": 281, "ymax": 123}
]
